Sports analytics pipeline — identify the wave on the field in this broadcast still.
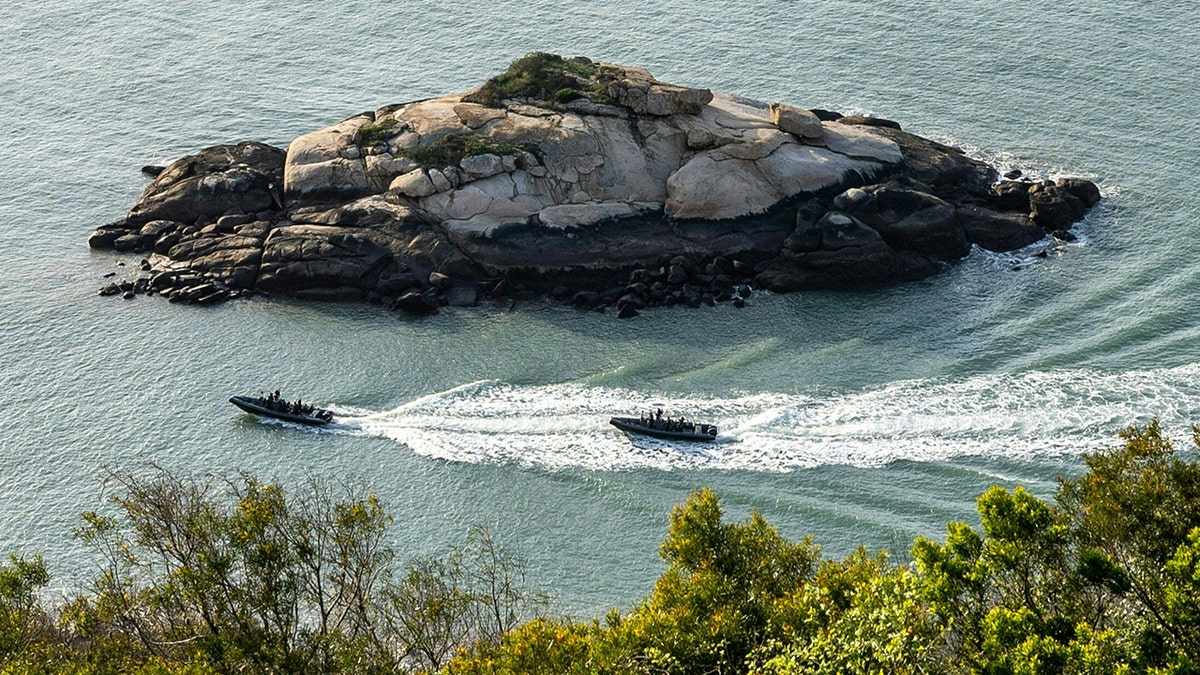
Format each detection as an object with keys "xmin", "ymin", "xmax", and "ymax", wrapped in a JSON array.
[{"xmin": 318, "ymin": 364, "xmax": 1200, "ymax": 472}]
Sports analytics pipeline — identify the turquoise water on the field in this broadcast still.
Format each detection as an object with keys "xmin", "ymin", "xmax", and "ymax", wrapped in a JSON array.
[{"xmin": 2, "ymin": 1, "xmax": 1199, "ymax": 614}]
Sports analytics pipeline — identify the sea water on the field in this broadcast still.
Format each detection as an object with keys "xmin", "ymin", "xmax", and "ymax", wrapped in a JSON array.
[{"xmin": 2, "ymin": 1, "xmax": 1199, "ymax": 614}]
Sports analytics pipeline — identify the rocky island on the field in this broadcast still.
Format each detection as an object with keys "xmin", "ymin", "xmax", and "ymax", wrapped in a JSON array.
[{"xmin": 90, "ymin": 53, "xmax": 1100, "ymax": 316}]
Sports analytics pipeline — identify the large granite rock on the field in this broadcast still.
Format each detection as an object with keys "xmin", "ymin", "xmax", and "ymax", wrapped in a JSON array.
[
  {"xmin": 89, "ymin": 54, "xmax": 1102, "ymax": 312},
  {"xmin": 125, "ymin": 142, "xmax": 283, "ymax": 226}
]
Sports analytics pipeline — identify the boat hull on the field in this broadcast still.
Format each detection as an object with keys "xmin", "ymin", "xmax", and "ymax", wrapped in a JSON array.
[
  {"xmin": 609, "ymin": 417, "xmax": 717, "ymax": 442},
  {"xmin": 230, "ymin": 396, "xmax": 331, "ymax": 426}
]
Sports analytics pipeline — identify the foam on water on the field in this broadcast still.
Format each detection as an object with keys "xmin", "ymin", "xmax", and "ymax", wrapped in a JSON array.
[{"xmin": 316, "ymin": 364, "xmax": 1200, "ymax": 472}]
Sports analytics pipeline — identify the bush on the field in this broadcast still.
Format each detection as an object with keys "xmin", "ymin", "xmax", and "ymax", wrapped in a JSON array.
[
  {"xmin": 354, "ymin": 116, "xmax": 401, "ymax": 147},
  {"xmin": 462, "ymin": 52, "xmax": 617, "ymax": 108},
  {"xmin": 399, "ymin": 133, "xmax": 528, "ymax": 170},
  {"xmin": 0, "ymin": 554, "xmax": 51, "ymax": 661}
]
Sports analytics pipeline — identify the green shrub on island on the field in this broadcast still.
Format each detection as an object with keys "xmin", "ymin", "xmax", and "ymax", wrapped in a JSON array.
[
  {"xmin": 354, "ymin": 116, "xmax": 401, "ymax": 147},
  {"xmin": 462, "ymin": 52, "xmax": 617, "ymax": 108},
  {"xmin": 4, "ymin": 421, "xmax": 1200, "ymax": 674},
  {"xmin": 399, "ymin": 133, "xmax": 530, "ymax": 170}
]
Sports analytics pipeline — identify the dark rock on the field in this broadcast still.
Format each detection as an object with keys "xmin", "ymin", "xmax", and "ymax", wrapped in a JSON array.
[
  {"xmin": 166, "ymin": 234, "xmax": 264, "ymax": 289},
  {"xmin": 737, "ymin": 284, "xmax": 752, "ymax": 298},
  {"xmin": 815, "ymin": 212, "xmax": 882, "ymax": 250},
  {"xmin": 141, "ymin": 165, "xmax": 166, "ymax": 177},
  {"xmin": 837, "ymin": 115, "xmax": 902, "ymax": 130},
  {"xmin": 869, "ymin": 128, "xmax": 997, "ymax": 202},
  {"xmin": 628, "ymin": 268, "xmax": 653, "ymax": 284},
  {"xmin": 572, "ymin": 290, "xmax": 601, "ymax": 308},
  {"xmin": 149, "ymin": 272, "xmax": 177, "ymax": 290},
  {"xmin": 599, "ymin": 287, "xmax": 622, "ymax": 303},
  {"xmin": 872, "ymin": 199, "xmax": 969, "ymax": 260},
  {"xmin": 1030, "ymin": 187, "xmax": 1085, "ymax": 230},
  {"xmin": 392, "ymin": 290, "xmax": 440, "ymax": 315},
  {"xmin": 617, "ymin": 293, "xmax": 645, "ymax": 310},
  {"xmin": 152, "ymin": 232, "xmax": 181, "ymax": 254},
  {"xmin": 958, "ymin": 206, "xmax": 1044, "ymax": 252},
  {"xmin": 991, "ymin": 180, "xmax": 1032, "ymax": 212},
  {"xmin": 710, "ymin": 274, "xmax": 734, "ymax": 294},
  {"xmin": 732, "ymin": 296, "xmax": 746, "ymax": 308},
  {"xmin": 216, "ymin": 212, "xmax": 254, "ymax": 230},
  {"xmin": 138, "ymin": 219, "xmax": 179, "ymax": 249},
  {"xmin": 113, "ymin": 234, "xmax": 141, "ymax": 251},
  {"xmin": 126, "ymin": 141, "xmax": 285, "ymax": 227},
  {"xmin": 809, "ymin": 108, "xmax": 842, "ymax": 121},
  {"xmin": 550, "ymin": 285, "xmax": 570, "ymax": 298},
  {"xmin": 667, "ymin": 264, "xmax": 688, "ymax": 285},
  {"xmin": 833, "ymin": 187, "xmax": 874, "ymax": 212},
  {"xmin": 618, "ymin": 305, "xmax": 640, "ymax": 319},
  {"xmin": 98, "ymin": 283, "xmax": 120, "ymax": 296},
  {"xmin": 88, "ymin": 226, "xmax": 127, "ymax": 249},
  {"xmin": 783, "ymin": 224, "xmax": 822, "ymax": 253},
  {"xmin": 1057, "ymin": 177, "xmax": 1101, "ymax": 208},
  {"xmin": 1052, "ymin": 229, "xmax": 1078, "ymax": 242},
  {"xmin": 624, "ymin": 282, "xmax": 649, "ymax": 297},
  {"xmin": 1003, "ymin": 169, "xmax": 1023, "ymax": 180},
  {"xmin": 258, "ymin": 228, "xmax": 392, "ymax": 294}
]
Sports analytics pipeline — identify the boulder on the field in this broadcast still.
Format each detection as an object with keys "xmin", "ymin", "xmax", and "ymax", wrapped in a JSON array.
[
  {"xmin": 88, "ymin": 226, "xmax": 127, "ymax": 249},
  {"xmin": 1029, "ymin": 184, "xmax": 1086, "ymax": 230},
  {"xmin": 459, "ymin": 153, "xmax": 506, "ymax": 179},
  {"xmin": 958, "ymin": 206, "xmax": 1044, "ymax": 252},
  {"xmin": 991, "ymin": 180, "xmax": 1032, "ymax": 212},
  {"xmin": 113, "ymin": 234, "xmax": 141, "ymax": 251},
  {"xmin": 392, "ymin": 290, "xmax": 440, "ymax": 315},
  {"xmin": 1057, "ymin": 177, "xmax": 1102, "ymax": 208},
  {"xmin": 814, "ymin": 212, "xmax": 883, "ymax": 250},
  {"xmin": 874, "ymin": 201, "xmax": 969, "ymax": 260},
  {"xmin": 769, "ymin": 102, "xmax": 824, "ymax": 140},
  {"xmin": 126, "ymin": 142, "xmax": 284, "ymax": 226},
  {"xmin": 390, "ymin": 168, "xmax": 435, "ymax": 197}
]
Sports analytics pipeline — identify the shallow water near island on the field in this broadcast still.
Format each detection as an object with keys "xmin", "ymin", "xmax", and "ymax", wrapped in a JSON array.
[{"xmin": 2, "ymin": 1, "xmax": 1200, "ymax": 615}]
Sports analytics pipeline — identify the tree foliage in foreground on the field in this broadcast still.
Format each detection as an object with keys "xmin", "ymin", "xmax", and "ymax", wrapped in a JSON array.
[
  {"xmin": 451, "ymin": 421, "xmax": 1200, "ymax": 675},
  {"xmin": 3, "ymin": 421, "xmax": 1200, "ymax": 674},
  {"xmin": 0, "ymin": 468, "xmax": 542, "ymax": 674}
]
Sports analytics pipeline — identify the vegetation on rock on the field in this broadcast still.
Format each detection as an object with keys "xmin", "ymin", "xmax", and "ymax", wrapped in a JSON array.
[
  {"xmin": 399, "ymin": 133, "xmax": 530, "ymax": 170},
  {"xmin": 3, "ymin": 421, "xmax": 1200, "ymax": 673},
  {"xmin": 354, "ymin": 116, "xmax": 402, "ymax": 147},
  {"xmin": 462, "ymin": 52, "xmax": 618, "ymax": 108}
]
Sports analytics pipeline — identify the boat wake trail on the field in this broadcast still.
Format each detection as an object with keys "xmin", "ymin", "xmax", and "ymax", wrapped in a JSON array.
[{"xmin": 326, "ymin": 365, "xmax": 1200, "ymax": 472}]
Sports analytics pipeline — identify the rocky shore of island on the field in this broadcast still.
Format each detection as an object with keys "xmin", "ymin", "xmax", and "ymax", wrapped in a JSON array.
[{"xmin": 89, "ymin": 54, "xmax": 1100, "ymax": 316}]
